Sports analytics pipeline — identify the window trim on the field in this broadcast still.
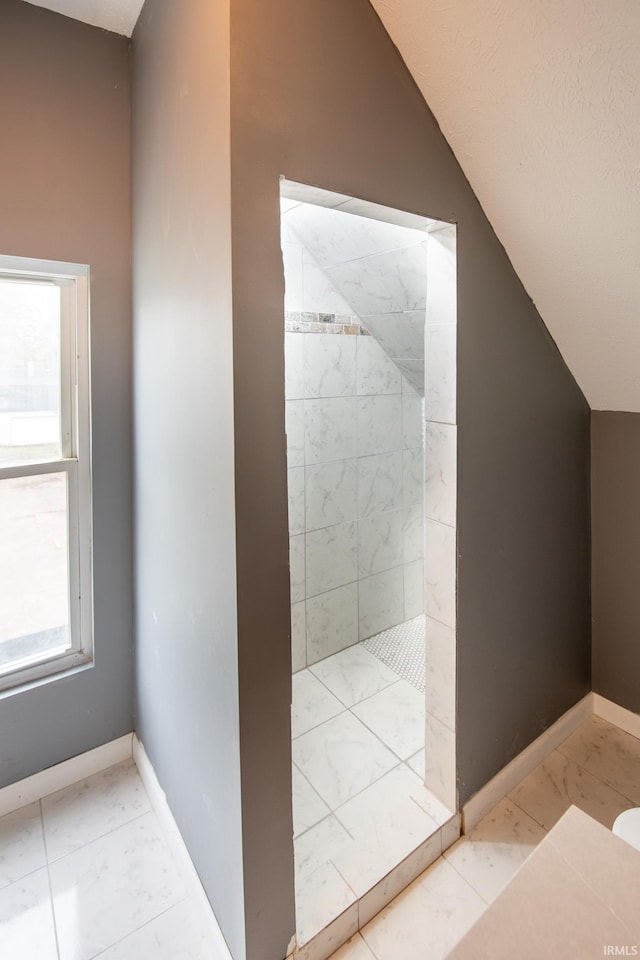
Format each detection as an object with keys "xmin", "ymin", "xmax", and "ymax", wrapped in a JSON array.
[{"xmin": 0, "ymin": 256, "xmax": 93, "ymax": 693}]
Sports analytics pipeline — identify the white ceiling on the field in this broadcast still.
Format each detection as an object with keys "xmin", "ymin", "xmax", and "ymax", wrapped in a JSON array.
[
  {"xmin": 369, "ymin": 0, "xmax": 640, "ymax": 412},
  {"xmin": 27, "ymin": 1, "xmax": 640, "ymax": 410},
  {"xmin": 25, "ymin": 0, "xmax": 143, "ymax": 36}
]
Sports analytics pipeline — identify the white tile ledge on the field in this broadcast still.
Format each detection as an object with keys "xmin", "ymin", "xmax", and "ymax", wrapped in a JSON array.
[{"xmin": 0, "ymin": 733, "xmax": 133, "ymax": 818}]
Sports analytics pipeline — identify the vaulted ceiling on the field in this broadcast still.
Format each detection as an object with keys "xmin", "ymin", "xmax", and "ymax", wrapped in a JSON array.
[{"xmin": 26, "ymin": 0, "xmax": 640, "ymax": 411}]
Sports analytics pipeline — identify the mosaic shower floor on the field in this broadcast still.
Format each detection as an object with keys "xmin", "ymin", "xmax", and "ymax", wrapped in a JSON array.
[
  {"xmin": 363, "ymin": 615, "xmax": 425, "ymax": 693},
  {"xmin": 291, "ymin": 618, "xmax": 454, "ymax": 945}
]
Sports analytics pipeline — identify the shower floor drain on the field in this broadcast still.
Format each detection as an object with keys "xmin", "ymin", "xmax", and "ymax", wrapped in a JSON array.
[{"xmin": 363, "ymin": 615, "xmax": 425, "ymax": 693}]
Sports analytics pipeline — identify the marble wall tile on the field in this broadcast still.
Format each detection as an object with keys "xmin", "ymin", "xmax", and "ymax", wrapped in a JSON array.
[
  {"xmin": 425, "ymin": 712, "xmax": 457, "ymax": 811},
  {"xmin": 425, "ymin": 520, "xmax": 456, "ymax": 629},
  {"xmin": 305, "ymin": 397, "xmax": 357, "ymax": 465},
  {"xmin": 374, "ymin": 242, "xmax": 427, "ymax": 312},
  {"xmin": 305, "ymin": 459, "xmax": 357, "ymax": 532},
  {"xmin": 356, "ymin": 395, "xmax": 402, "ymax": 458},
  {"xmin": 403, "ymin": 505, "xmax": 424, "ymax": 563},
  {"xmin": 358, "ymin": 510, "xmax": 404, "ymax": 577},
  {"xmin": 302, "ymin": 248, "xmax": 354, "ymax": 316},
  {"xmin": 305, "ymin": 522, "xmax": 357, "ymax": 597},
  {"xmin": 402, "ymin": 392, "xmax": 424, "ymax": 449},
  {"xmin": 288, "ymin": 466, "xmax": 305, "ymax": 536},
  {"xmin": 425, "ymin": 324, "xmax": 456, "ymax": 425},
  {"xmin": 291, "ymin": 601, "xmax": 306, "ymax": 673},
  {"xmin": 286, "ymin": 202, "xmax": 422, "ymax": 268},
  {"xmin": 425, "ymin": 617, "xmax": 456, "ymax": 732},
  {"xmin": 304, "ymin": 333, "xmax": 356, "ymax": 399},
  {"xmin": 358, "ymin": 567, "xmax": 404, "ymax": 641},
  {"xmin": 404, "ymin": 559, "xmax": 424, "ymax": 620},
  {"xmin": 285, "ymin": 332, "xmax": 305, "ymax": 400},
  {"xmin": 326, "ymin": 256, "xmax": 395, "ymax": 316},
  {"xmin": 290, "ymin": 534, "xmax": 305, "ymax": 602},
  {"xmin": 328, "ymin": 244, "xmax": 427, "ymax": 317},
  {"xmin": 360, "ymin": 311, "xmax": 425, "ymax": 361},
  {"xmin": 281, "ymin": 240, "xmax": 303, "ymax": 312},
  {"xmin": 356, "ymin": 337, "xmax": 401, "ymax": 396},
  {"xmin": 306, "ymin": 583, "xmax": 359, "ymax": 664},
  {"xmin": 396, "ymin": 359, "xmax": 424, "ymax": 395},
  {"xmin": 403, "ymin": 448, "xmax": 424, "ymax": 507},
  {"xmin": 357, "ymin": 451, "xmax": 403, "ymax": 518},
  {"xmin": 285, "ymin": 399, "xmax": 305, "ymax": 467},
  {"xmin": 426, "ymin": 228, "xmax": 457, "ymax": 326},
  {"xmin": 424, "ymin": 423, "xmax": 457, "ymax": 526}
]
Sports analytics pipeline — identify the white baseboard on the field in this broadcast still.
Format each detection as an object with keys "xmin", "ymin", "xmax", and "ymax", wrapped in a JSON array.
[
  {"xmin": 132, "ymin": 736, "xmax": 233, "ymax": 960},
  {"xmin": 0, "ymin": 733, "xmax": 132, "ymax": 818},
  {"xmin": 462, "ymin": 693, "xmax": 593, "ymax": 832},
  {"xmin": 593, "ymin": 694, "xmax": 640, "ymax": 740}
]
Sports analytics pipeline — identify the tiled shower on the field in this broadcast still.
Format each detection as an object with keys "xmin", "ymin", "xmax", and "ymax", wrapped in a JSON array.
[
  {"xmin": 282, "ymin": 189, "xmax": 459, "ymax": 944},
  {"xmin": 282, "ymin": 200, "xmax": 427, "ymax": 670}
]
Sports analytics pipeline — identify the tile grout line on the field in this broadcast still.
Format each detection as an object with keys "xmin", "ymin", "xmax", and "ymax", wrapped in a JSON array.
[
  {"xmin": 88, "ymin": 896, "xmax": 191, "ymax": 960},
  {"xmin": 40, "ymin": 799, "xmax": 63, "ymax": 960}
]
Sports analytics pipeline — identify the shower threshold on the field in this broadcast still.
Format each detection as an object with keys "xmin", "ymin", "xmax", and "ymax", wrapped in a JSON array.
[{"xmin": 291, "ymin": 617, "xmax": 460, "ymax": 959}]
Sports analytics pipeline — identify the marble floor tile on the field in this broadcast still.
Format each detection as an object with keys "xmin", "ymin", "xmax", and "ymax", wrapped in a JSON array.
[
  {"xmin": 293, "ymin": 765, "xmax": 331, "ymax": 839},
  {"xmin": 295, "ymin": 814, "xmax": 353, "ymax": 880},
  {"xmin": 406, "ymin": 748, "xmax": 425, "ymax": 780},
  {"xmin": 309, "ymin": 644, "xmax": 400, "ymax": 708},
  {"xmin": 93, "ymin": 899, "xmax": 214, "ymax": 960},
  {"xmin": 0, "ymin": 801, "xmax": 46, "ymax": 890},
  {"xmin": 0, "ymin": 867, "xmax": 58, "ymax": 960},
  {"xmin": 292, "ymin": 712, "xmax": 398, "ymax": 809},
  {"xmin": 557, "ymin": 715, "xmax": 640, "ymax": 804},
  {"xmin": 329, "ymin": 932, "xmax": 377, "ymax": 960},
  {"xmin": 509, "ymin": 748, "xmax": 635, "ymax": 831},
  {"xmin": 360, "ymin": 856, "xmax": 485, "ymax": 960},
  {"xmin": 332, "ymin": 766, "xmax": 440, "ymax": 896},
  {"xmin": 351, "ymin": 679, "xmax": 425, "ymax": 760},
  {"xmin": 443, "ymin": 797, "xmax": 545, "ymax": 904},
  {"xmin": 42, "ymin": 759, "xmax": 151, "ymax": 862},
  {"xmin": 50, "ymin": 811, "xmax": 186, "ymax": 960},
  {"xmin": 292, "ymin": 670, "xmax": 344, "ymax": 738},
  {"xmin": 295, "ymin": 861, "xmax": 357, "ymax": 946}
]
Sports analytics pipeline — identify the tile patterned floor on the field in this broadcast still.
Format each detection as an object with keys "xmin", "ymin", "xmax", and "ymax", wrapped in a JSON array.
[
  {"xmin": 363, "ymin": 616, "xmax": 425, "ymax": 693},
  {"xmin": 1, "ymin": 715, "xmax": 639, "ymax": 959},
  {"xmin": 292, "ymin": 640, "xmax": 448, "ymax": 943},
  {"xmin": 0, "ymin": 760, "xmax": 217, "ymax": 960},
  {"xmin": 329, "ymin": 715, "xmax": 640, "ymax": 960}
]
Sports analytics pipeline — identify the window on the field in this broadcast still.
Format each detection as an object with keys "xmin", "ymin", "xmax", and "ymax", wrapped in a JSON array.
[{"xmin": 0, "ymin": 256, "xmax": 92, "ymax": 691}]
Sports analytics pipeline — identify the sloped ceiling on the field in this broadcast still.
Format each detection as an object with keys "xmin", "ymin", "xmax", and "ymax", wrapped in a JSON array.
[
  {"xmin": 24, "ymin": 0, "xmax": 143, "ymax": 35},
  {"xmin": 25, "ymin": 0, "xmax": 640, "ymax": 410},
  {"xmin": 369, "ymin": 0, "xmax": 640, "ymax": 412}
]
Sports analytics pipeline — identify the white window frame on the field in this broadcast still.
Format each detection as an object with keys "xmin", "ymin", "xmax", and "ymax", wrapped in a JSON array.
[{"xmin": 0, "ymin": 255, "xmax": 93, "ymax": 692}]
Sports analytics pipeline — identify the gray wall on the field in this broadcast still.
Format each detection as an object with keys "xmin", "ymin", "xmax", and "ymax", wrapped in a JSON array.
[
  {"xmin": 0, "ymin": 1, "xmax": 133, "ymax": 786},
  {"xmin": 229, "ymin": 10, "xmax": 590, "ymax": 941},
  {"xmin": 131, "ymin": 2, "xmax": 246, "ymax": 958},
  {"xmin": 592, "ymin": 411, "xmax": 640, "ymax": 713}
]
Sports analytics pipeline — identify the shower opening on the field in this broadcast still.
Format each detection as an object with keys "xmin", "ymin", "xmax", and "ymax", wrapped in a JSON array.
[{"xmin": 281, "ymin": 179, "xmax": 458, "ymax": 949}]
